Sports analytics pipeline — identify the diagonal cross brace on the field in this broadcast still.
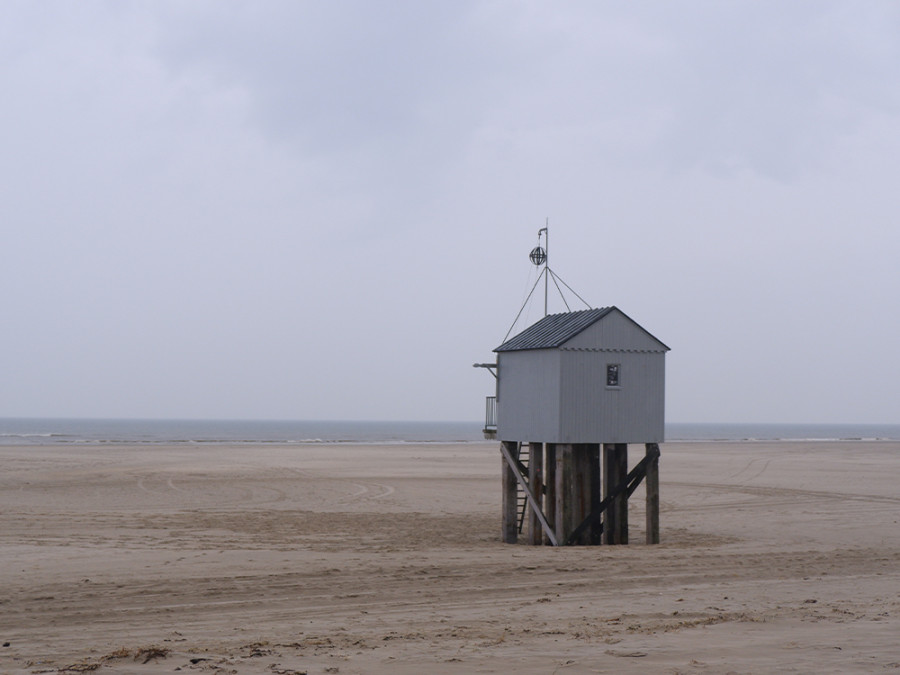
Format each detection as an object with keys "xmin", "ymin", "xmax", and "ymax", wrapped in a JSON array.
[
  {"xmin": 565, "ymin": 444, "xmax": 660, "ymax": 546},
  {"xmin": 500, "ymin": 443, "xmax": 559, "ymax": 546}
]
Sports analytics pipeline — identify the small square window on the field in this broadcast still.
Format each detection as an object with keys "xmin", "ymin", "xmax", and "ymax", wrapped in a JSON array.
[{"xmin": 607, "ymin": 364, "xmax": 620, "ymax": 387}]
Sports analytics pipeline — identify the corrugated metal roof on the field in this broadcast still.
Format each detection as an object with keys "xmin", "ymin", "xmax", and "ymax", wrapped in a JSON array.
[{"xmin": 495, "ymin": 307, "xmax": 615, "ymax": 352}]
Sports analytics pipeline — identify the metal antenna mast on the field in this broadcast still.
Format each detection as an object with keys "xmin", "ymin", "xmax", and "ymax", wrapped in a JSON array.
[
  {"xmin": 541, "ymin": 220, "xmax": 548, "ymax": 317},
  {"xmin": 504, "ymin": 221, "xmax": 592, "ymax": 343},
  {"xmin": 530, "ymin": 220, "xmax": 549, "ymax": 317}
]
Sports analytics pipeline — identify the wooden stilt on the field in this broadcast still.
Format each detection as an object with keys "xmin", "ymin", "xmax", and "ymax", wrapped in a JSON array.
[
  {"xmin": 602, "ymin": 444, "xmax": 615, "ymax": 544},
  {"xmin": 567, "ymin": 445, "xmax": 590, "ymax": 545},
  {"xmin": 568, "ymin": 446, "xmax": 580, "ymax": 545},
  {"xmin": 571, "ymin": 445, "xmax": 583, "ymax": 543},
  {"xmin": 580, "ymin": 448, "xmax": 590, "ymax": 542},
  {"xmin": 589, "ymin": 444, "xmax": 602, "ymax": 545},
  {"xmin": 560, "ymin": 444, "xmax": 584, "ymax": 543},
  {"xmin": 543, "ymin": 444, "xmax": 556, "ymax": 546},
  {"xmin": 615, "ymin": 443, "xmax": 628, "ymax": 544},
  {"xmin": 501, "ymin": 441, "xmax": 518, "ymax": 543},
  {"xmin": 554, "ymin": 444, "xmax": 569, "ymax": 544},
  {"xmin": 527, "ymin": 442, "xmax": 543, "ymax": 545},
  {"xmin": 645, "ymin": 443, "xmax": 660, "ymax": 545},
  {"xmin": 603, "ymin": 443, "xmax": 629, "ymax": 544}
]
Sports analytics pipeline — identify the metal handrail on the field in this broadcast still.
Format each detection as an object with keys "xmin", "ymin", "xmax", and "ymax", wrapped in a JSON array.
[{"xmin": 484, "ymin": 396, "xmax": 497, "ymax": 430}]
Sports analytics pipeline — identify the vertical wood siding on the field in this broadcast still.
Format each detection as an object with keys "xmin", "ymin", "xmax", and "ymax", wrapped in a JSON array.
[
  {"xmin": 496, "ymin": 349, "xmax": 560, "ymax": 442},
  {"xmin": 559, "ymin": 350, "xmax": 665, "ymax": 443}
]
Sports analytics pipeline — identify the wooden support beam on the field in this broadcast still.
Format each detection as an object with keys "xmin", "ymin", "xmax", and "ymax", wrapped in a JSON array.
[
  {"xmin": 569, "ymin": 444, "xmax": 593, "ymax": 546},
  {"xmin": 500, "ymin": 442, "xmax": 558, "ymax": 546},
  {"xmin": 612, "ymin": 443, "xmax": 629, "ymax": 544},
  {"xmin": 602, "ymin": 444, "xmax": 613, "ymax": 544},
  {"xmin": 645, "ymin": 443, "xmax": 660, "ymax": 545},
  {"xmin": 543, "ymin": 444, "xmax": 556, "ymax": 546},
  {"xmin": 589, "ymin": 444, "xmax": 602, "ymax": 545},
  {"xmin": 603, "ymin": 444, "xmax": 620, "ymax": 544},
  {"xmin": 501, "ymin": 442, "xmax": 518, "ymax": 544},
  {"xmin": 553, "ymin": 443, "xmax": 569, "ymax": 541},
  {"xmin": 527, "ymin": 442, "xmax": 544, "ymax": 545},
  {"xmin": 571, "ymin": 446, "xmax": 584, "ymax": 545},
  {"xmin": 554, "ymin": 444, "xmax": 570, "ymax": 544}
]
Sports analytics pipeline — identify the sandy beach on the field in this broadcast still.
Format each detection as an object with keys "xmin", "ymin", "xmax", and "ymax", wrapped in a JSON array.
[{"xmin": 1, "ymin": 440, "xmax": 897, "ymax": 674}]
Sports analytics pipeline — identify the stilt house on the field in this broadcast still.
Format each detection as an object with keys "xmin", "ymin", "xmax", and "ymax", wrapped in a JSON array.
[
  {"xmin": 495, "ymin": 306, "xmax": 667, "ymax": 444},
  {"xmin": 484, "ymin": 306, "xmax": 670, "ymax": 546}
]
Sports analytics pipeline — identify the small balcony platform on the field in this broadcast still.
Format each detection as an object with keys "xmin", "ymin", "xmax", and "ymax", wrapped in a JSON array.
[{"xmin": 483, "ymin": 396, "xmax": 497, "ymax": 439}]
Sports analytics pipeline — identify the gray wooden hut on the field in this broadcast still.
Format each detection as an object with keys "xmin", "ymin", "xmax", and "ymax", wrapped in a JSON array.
[{"xmin": 485, "ymin": 306, "xmax": 670, "ymax": 546}]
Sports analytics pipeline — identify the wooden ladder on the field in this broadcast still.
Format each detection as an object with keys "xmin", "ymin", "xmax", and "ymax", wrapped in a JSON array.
[{"xmin": 516, "ymin": 442, "xmax": 530, "ymax": 533}]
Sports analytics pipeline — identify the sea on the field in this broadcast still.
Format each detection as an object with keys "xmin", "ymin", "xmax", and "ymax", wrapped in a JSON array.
[{"xmin": 1, "ymin": 418, "xmax": 899, "ymax": 446}]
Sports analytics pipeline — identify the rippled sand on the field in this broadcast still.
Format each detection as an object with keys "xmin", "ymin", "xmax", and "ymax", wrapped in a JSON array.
[{"xmin": 1, "ymin": 441, "xmax": 898, "ymax": 674}]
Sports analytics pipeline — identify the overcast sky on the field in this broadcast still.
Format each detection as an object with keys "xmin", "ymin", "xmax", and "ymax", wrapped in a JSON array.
[{"xmin": 2, "ymin": 1, "xmax": 899, "ymax": 424}]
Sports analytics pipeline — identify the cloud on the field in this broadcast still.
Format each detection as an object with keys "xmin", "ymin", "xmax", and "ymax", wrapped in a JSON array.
[{"xmin": 1, "ymin": 1, "xmax": 899, "ymax": 422}]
